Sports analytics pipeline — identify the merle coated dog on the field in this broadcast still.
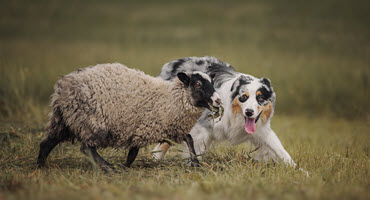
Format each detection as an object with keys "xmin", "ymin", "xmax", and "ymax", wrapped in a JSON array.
[{"xmin": 153, "ymin": 56, "xmax": 306, "ymax": 173}]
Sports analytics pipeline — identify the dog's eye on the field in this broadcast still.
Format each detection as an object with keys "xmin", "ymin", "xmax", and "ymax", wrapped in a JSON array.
[
  {"xmin": 194, "ymin": 82, "xmax": 202, "ymax": 88},
  {"xmin": 239, "ymin": 94, "xmax": 248, "ymax": 102},
  {"xmin": 257, "ymin": 95, "xmax": 265, "ymax": 102}
]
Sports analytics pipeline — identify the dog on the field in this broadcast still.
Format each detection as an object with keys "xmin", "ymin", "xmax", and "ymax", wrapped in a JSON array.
[{"xmin": 153, "ymin": 56, "xmax": 298, "ymax": 168}]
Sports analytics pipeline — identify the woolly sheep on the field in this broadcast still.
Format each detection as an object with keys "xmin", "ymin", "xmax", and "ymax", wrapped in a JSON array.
[{"xmin": 37, "ymin": 63, "xmax": 221, "ymax": 171}]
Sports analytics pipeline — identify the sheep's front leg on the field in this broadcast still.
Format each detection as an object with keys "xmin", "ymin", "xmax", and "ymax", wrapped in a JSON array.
[
  {"xmin": 184, "ymin": 134, "xmax": 200, "ymax": 167},
  {"xmin": 80, "ymin": 145, "xmax": 115, "ymax": 172},
  {"xmin": 126, "ymin": 147, "xmax": 139, "ymax": 167}
]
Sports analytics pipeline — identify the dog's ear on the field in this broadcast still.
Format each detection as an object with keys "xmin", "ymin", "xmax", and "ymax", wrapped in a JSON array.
[
  {"xmin": 260, "ymin": 77, "xmax": 275, "ymax": 103},
  {"xmin": 260, "ymin": 77, "xmax": 271, "ymax": 89},
  {"xmin": 177, "ymin": 72, "xmax": 190, "ymax": 86},
  {"xmin": 230, "ymin": 75, "xmax": 250, "ymax": 92}
]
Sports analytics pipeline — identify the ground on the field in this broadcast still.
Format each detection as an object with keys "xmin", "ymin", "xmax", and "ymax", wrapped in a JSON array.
[
  {"xmin": 0, "ymin": 0, "xmax": 369, "ymax": 199},
  {"xmin": 1, "ymin": 116, "xmax": 369, "ymax": 199}
]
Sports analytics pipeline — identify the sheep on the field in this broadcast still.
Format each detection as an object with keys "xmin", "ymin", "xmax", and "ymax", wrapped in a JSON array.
[{"xmin": 36, "ymin": 63, "xmax": 221, "ymax": 171}]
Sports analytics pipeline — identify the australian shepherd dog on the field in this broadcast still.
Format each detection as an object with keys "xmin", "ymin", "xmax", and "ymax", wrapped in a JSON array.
[{"xmin": 153, "ymin": 56, "xmax": 303, "ymax": 171}]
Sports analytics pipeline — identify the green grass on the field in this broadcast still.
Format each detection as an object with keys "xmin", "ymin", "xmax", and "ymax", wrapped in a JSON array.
[
  {"xmin": 0, "ymin": 116, "xmax": 369, "ymax": 199},
  {"xmin": 0, "ymin": 0, "xmax": 369, "ymax": 199}
]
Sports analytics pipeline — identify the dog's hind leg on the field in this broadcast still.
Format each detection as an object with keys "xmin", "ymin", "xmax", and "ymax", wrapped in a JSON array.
[
  {"xmin": 152, "ymin": 141, "xmax": 171, "ymax": 160},
  {"xmin": 152, "ymin": 124, "xmax": 212, "ymax": 163}
]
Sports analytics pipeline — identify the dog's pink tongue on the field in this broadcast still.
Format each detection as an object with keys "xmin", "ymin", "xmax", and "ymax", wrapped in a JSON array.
[{"xmin": 245, "ymin": 118, "xmax": 256, "ymax": 134}]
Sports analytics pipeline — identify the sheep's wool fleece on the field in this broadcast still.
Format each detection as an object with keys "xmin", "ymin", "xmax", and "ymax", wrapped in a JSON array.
[{"xmin": 48, "ymin": 63, "xmax": 204, "ymax": 149}]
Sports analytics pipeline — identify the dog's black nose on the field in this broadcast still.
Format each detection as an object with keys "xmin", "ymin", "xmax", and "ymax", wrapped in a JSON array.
[{"xmin": 245, "ymin": 109, "xmax": 254, "ymax": 117}]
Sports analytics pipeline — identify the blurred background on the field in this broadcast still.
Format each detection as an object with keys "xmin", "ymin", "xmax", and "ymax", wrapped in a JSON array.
[
  {"xmin": 0, "ymin": 2, "xmax": 369, "ymax": 199},
  {"xmin": 0, "ymin": 0, "xmax": 369, "ymax": 124}
]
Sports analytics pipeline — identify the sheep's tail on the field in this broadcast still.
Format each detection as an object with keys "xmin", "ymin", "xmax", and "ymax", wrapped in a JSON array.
[{"xmin": 45, "ymin": 105, "xmax": 73, "ymax": 142}]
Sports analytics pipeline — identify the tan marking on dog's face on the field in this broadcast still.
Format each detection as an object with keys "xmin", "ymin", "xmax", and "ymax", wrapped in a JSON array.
[
  {"xmin": 258, "ymin": 101, "xmax": 272, "ymax": 123},
  {"xmin": 256, "ymin": 91, "xmax": 262, "ymax": 96},
  {"xmin": 232, "ymin": 98, "xmax": 242, "ymax": 114}
]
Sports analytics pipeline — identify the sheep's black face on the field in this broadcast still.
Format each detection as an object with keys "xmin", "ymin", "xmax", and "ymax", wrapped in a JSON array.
[{"xmin": 177, "ymin": 72, "xmax": 221, "ymax": 110}]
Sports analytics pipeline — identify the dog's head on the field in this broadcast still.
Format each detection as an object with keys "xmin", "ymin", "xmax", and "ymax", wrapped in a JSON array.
[{"xmin": 230, "ymin": 75, "xmax": 275, "ymax": 134}]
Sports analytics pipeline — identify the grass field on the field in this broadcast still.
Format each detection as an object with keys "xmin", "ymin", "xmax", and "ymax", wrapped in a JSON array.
[{"xmin": 0, "ymin": 0, "xmax": 369, "ymax": 199}]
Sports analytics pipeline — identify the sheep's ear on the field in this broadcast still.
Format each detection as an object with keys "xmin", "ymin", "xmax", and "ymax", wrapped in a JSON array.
[{"xmin": 177, "ymin": 72, "xmax": 190, "ymax": 86}]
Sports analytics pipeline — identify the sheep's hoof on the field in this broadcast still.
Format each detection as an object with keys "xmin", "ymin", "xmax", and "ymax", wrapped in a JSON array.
[
  {"xmin": 181, "ymin": 159, "xmax": 200, "ymax": 167},
  {"xmin": 115, "ymin": 164, "xmax": 129, "ymax": 169},
  {"xmin": 36, "ymin": 163, "xmax": 45, "ymax": 169},
  {"xmin": 98, "ymin": 163, "xmax": 117, "ymax": 174},
  {"xmin": 124, "ymin": 164, "xmax": 131, "ymax": 168},
  {"xmin": 36, "ymin": 160, "xmax": 46, "ymax": 169},
  {"xmin": 190, "ymin": 160, "xmax": 200, "ymax": 167},
  {"xmin": 191, "ymin": 163, "xmax": 200, "ymax": 167},
  {"xmin": 101, "ymin": 166, "xmax": 117, "ymax": 174}
]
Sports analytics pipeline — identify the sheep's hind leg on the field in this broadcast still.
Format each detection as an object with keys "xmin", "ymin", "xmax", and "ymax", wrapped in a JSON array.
[
  {"xmin": 37, "ymin": 136, "xmax": 63, "ymax": 168},
  {"xmin": 125, "ymin": 147, "xmax": 139, "ymax": 167},
  {"xmin": 184, "ymin": 134, "xmax": 200, "ymax": 167},
  {"xmin": 80, "ymin": 145, "xmax": 115, "ymax": 172}
]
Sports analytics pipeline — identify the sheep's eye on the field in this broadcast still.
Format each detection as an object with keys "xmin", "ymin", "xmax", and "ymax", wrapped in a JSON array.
[
  {"xmin": 239, "ymin": 94, "xmax": 248, "ymax": 102},
  {"xmin": 194, "ymin": 82, "xmax": 202, "ymax": 88}
]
